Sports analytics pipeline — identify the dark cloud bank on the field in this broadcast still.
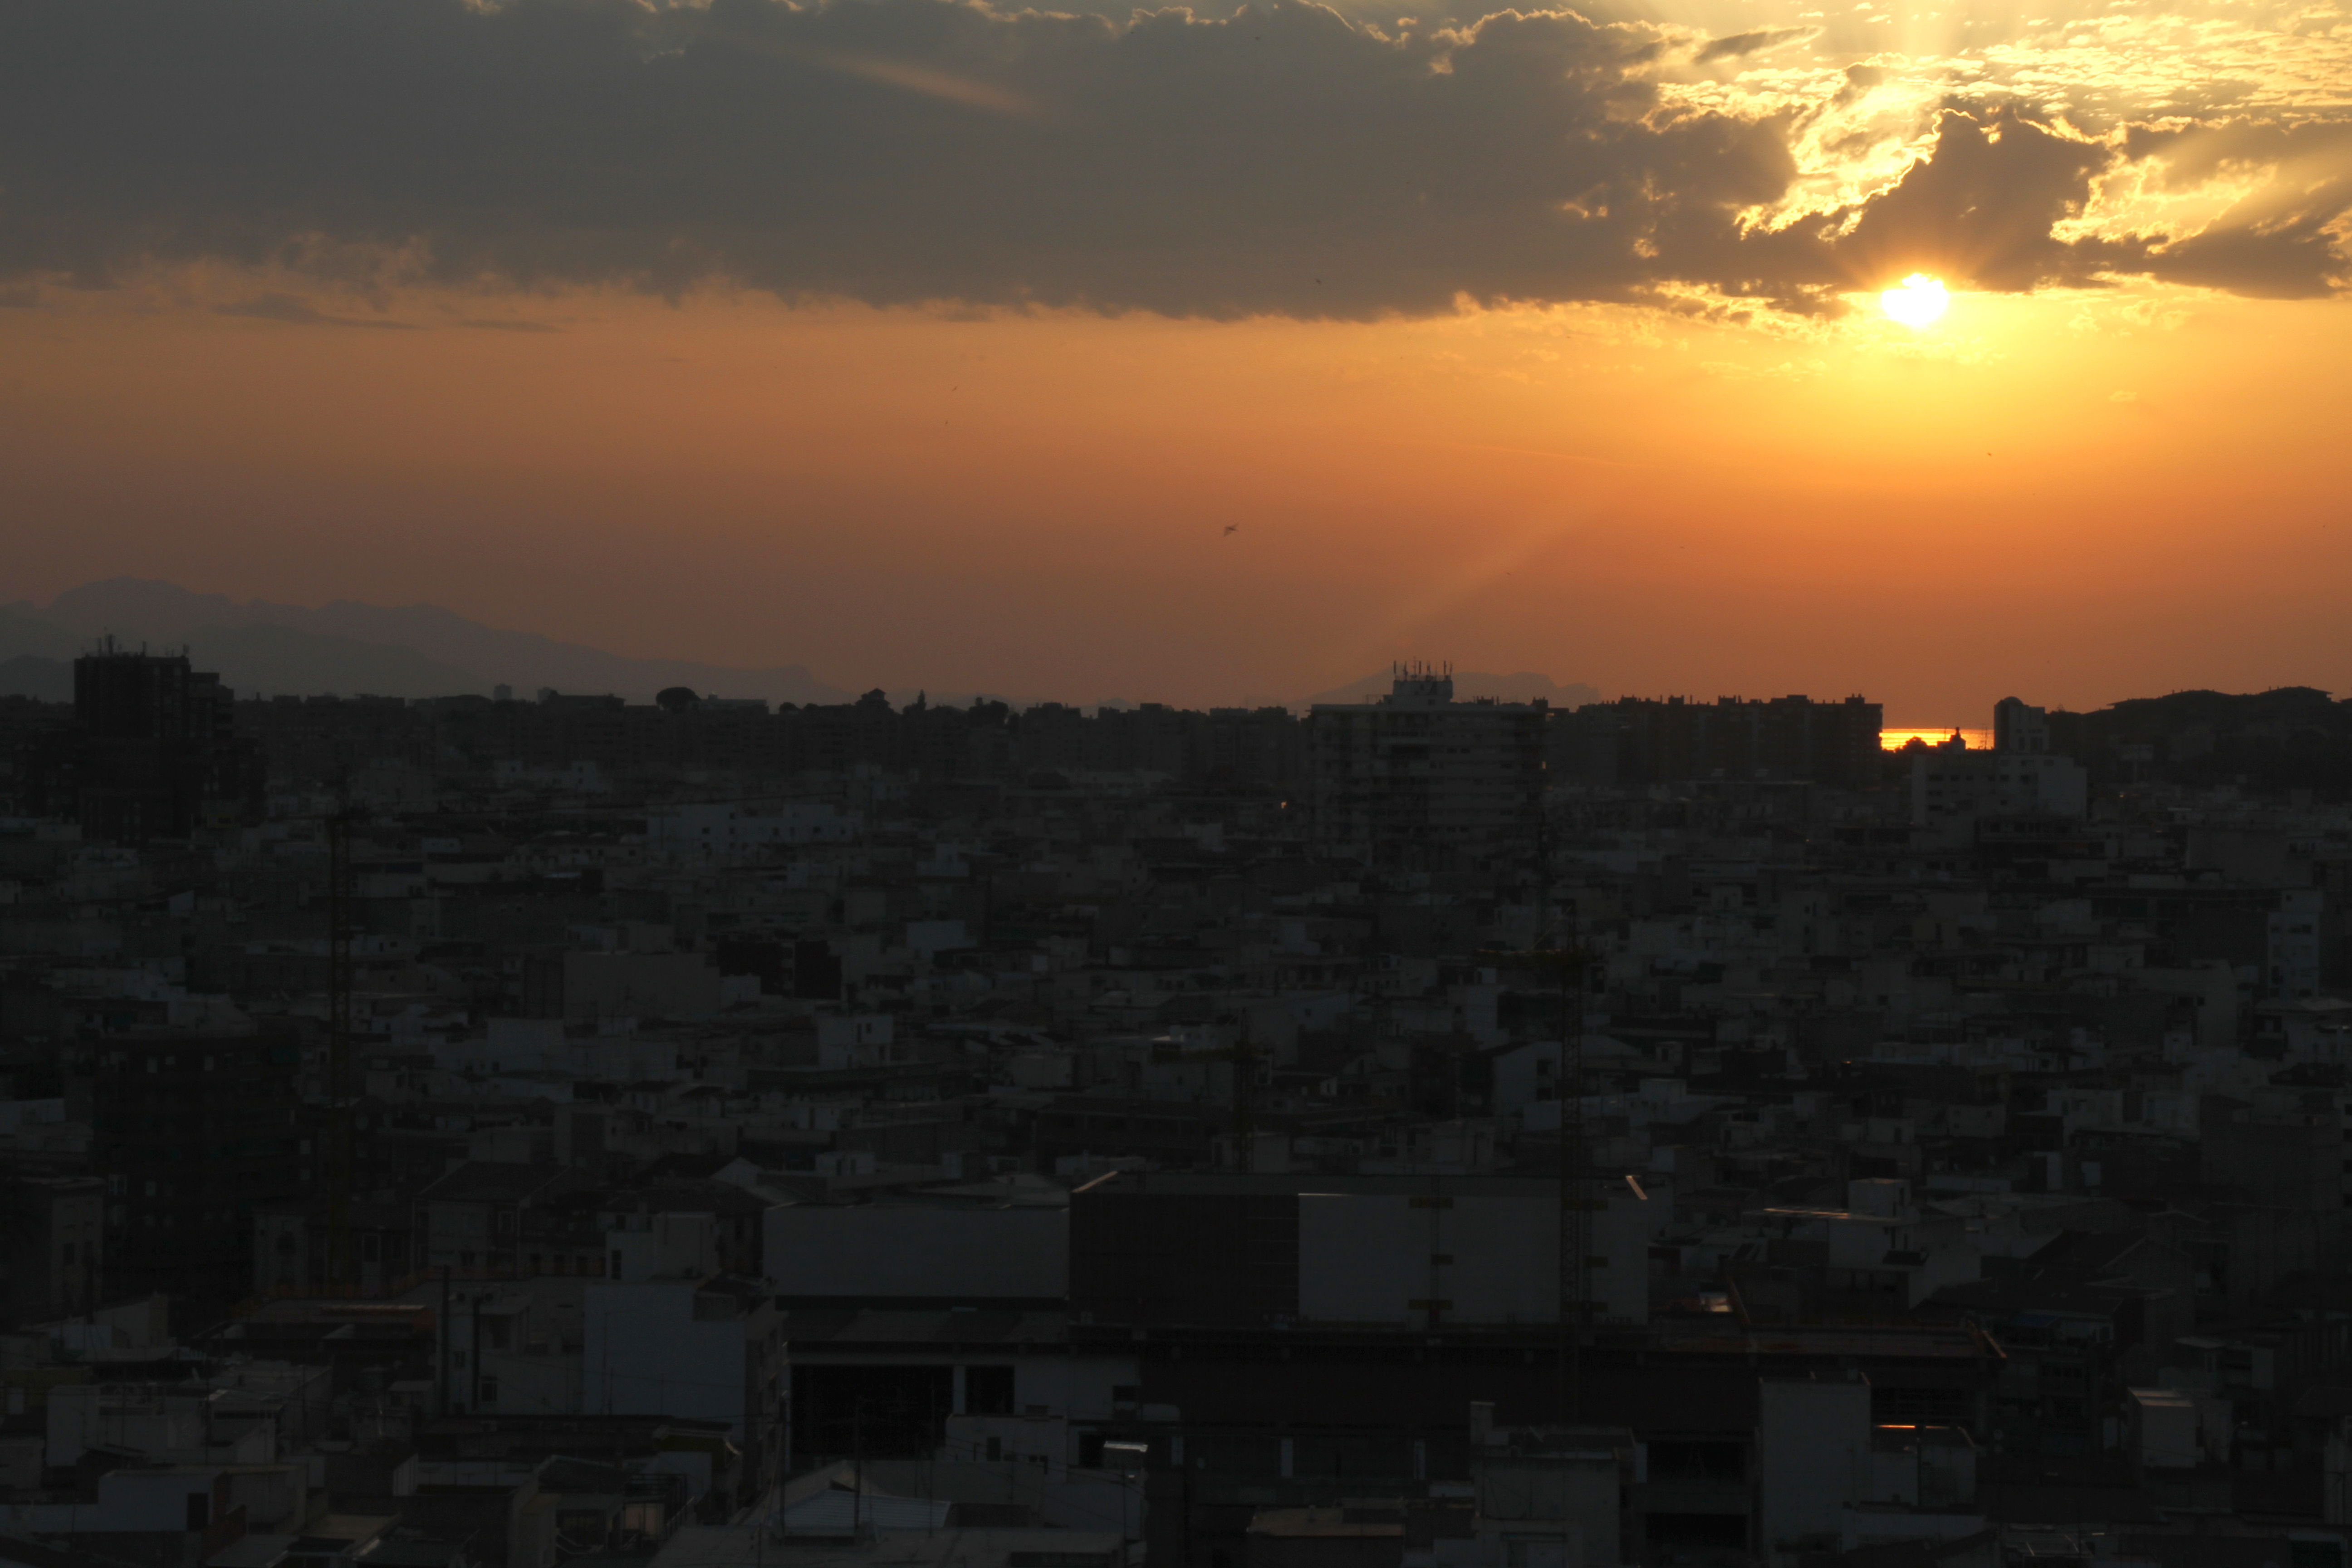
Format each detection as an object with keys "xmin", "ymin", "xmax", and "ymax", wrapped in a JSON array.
[{"xmin": 0, "ymin": 0, "xmax": 2341, "ymax": 318}]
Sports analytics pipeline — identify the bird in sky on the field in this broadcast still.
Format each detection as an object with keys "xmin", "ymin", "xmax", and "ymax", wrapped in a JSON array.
[{"xmin": 1223, "ymin": 524, "xmax": 1240, "ymax": 536}]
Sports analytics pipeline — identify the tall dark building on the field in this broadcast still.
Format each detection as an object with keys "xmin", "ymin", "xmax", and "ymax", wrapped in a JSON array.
[
  {"xmin": 1308, "ymin": 667, "xmax": 1546, "ymax": 864},
  {"xmin": 1552, "ymin": 693, "xmax": 1882, "ymax": 789},
  {"xmin": 67, "ymin": 1029, "xmax": 307, "ymax": 1315},
  {"xmin": 0, "ymin": 1176, "xmax": 105, "ymax": 1328},
  {"xmin": 23, "ymin": 644, "xmax": 262, "ymax": 841}
]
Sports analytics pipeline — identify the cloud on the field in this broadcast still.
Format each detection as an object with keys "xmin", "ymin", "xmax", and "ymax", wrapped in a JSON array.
[
  {"xmin": 799, "ymin": 46, "xmax": 1050, "ymax": 118},
  {"xmin": 1826, "ymin": 107, "xmax": 2122, "ymax": 291},
  {"xmin": 1694, "ymin": 26, "xmax": 1818, "ymax": 63},
  {"xmin": 214, "ymin": 292, "xmax": 421, "ymax": 328},
  {"xmin": 2141, "ymin": 202, "xmax": 2352, "ymax": 299},
  {"xmin": 0, "ymin": 0, "xmax": 2343, "ymax": 318},
  {"xmin": 2120, "ymin": 119, "xmax": 2352, "ymax": 296}
]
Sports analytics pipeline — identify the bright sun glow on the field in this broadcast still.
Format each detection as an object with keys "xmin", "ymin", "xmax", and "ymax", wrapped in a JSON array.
[
  {"xmin": 1881, "ymin": 727, "xmax": 1995, "ymax": 751},
  {"xmin": 1881, "ymin": 274, "xmax": 1950, "ymax": 328}
]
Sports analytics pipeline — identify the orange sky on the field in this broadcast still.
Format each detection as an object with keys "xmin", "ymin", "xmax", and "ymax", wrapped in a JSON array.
[
  {"xmin": 4, "ymin": 275, "xmax": 2347, "ymax": 721},
  {"xmin": 7, "ymin": 0, "xmax": 2351, "ymax": 720}
]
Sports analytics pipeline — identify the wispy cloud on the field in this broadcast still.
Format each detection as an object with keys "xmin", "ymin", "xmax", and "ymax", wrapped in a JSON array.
[
  {"xmin": 215, "ymin": 294, "xmax": 420, "ymax": 329},
  {"xmin": 1695, "ymin": 26, "xmax": 1818, "ymax": 63},
  {"xmin": 805, "ymin": 48, "xmax": 1049, "ymax": 119}
]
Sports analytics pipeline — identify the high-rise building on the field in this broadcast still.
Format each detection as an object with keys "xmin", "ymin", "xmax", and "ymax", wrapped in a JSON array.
[
  {"xmin": 1308, "ymin": 665, "xmax": 1545, "ymax": 863},
  {"xmin": 1993, "ymin": 694, "xmax": 2053, "ymax": 755},
  {"xmin": 1911, "ymin": 696, "xmax": 2088, "ymax": 833},
  {"xmin": 0, "ymin": 1176, "xmax": 105, "ymax": 1325},
  {"xmin": 23, "ymin": 644, "xmax": 262, "ymax": 842},
  {"xmin": 1552, "ymin": 693, "xmax": 1883, "ymax": 789},
  {"xmin": 67, "ymin": 1028, "xmax": 307, "ymax": 1314}
]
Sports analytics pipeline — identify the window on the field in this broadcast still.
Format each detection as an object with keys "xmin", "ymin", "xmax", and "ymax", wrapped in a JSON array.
[
  {"xmin": 967, "ymin": 1365, "xmax": 1016, "ymax": 1416},
  {"xmin": 1646, "ymin": 1441, "xmax": 1744, "ymax": 1482},
  {"xmin": 1874, "ymin": 1386, "xmax": 1966, "ymax": 1424}
]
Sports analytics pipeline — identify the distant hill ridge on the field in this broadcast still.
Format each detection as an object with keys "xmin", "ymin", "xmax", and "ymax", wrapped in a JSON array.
[
  {"xmin": 0, "ymin": 578, "xmax": 852, "ymax": 705},
  {"xmin": 0, "ymin": 578, "xmax": 1606, "ymax": 713}
]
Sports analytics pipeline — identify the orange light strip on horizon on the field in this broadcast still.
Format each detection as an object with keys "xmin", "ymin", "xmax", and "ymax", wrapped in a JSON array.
[{"xmin": 1881, "ymin": 727, "xmax": 1994, "ymax": 751}]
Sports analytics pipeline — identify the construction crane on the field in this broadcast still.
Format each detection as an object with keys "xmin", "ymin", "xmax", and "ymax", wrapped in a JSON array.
[
  {"xmin": 1481, "ymin": 776, "xmax": 1594, "ymax": 1422},
  {"xmin": 324, "ymin": 781, "xmax": 358, "ymax": 1295},
  {"xmin": 1477, "ymin": 939, "xmax": 1590, "ymax": 1416},
  {"xmin": 1551, "ymin": 942, "xmax": 1589, "ymax": 1425},
  {"xmin": 1200, "ymin": 1025, "xmax": 1266, "ymax": 1172}
]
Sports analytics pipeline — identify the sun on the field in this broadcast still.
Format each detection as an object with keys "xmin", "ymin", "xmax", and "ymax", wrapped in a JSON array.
[{"xmin": 1881, "ymin": 274, "xmax": 1950, "ymax": 328}]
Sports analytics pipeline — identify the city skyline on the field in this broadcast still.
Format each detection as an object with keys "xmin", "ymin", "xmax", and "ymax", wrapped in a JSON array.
[
  {"xmin": 4, "ymin": 0, "xmax": 2350, "ymax": 724},
  {"xmin": 5, "ymin": 618, "xmax": 2352, "ymax": 1567},
  {"xmin": 5, "ymin": 0, "xmax": 2352, "ymax": 1552},
  {"xmin": 6, "ymin": 571, "xmax": 2351, "ymax": 730}
]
